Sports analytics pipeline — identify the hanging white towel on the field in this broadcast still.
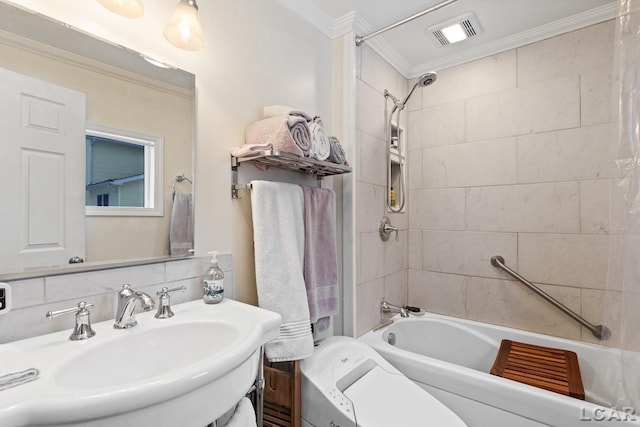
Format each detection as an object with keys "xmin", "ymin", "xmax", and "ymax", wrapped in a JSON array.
[
  {"xmin": 251, "ymin": 180, "xmax": 314, "ymax": 362},
  {"xmin": 169, "ymin": 192, "xmax": 193, "ymax": 256},
  {"xmin": 223, "ymin": 397, "xmax": 257, "ymax": 427}
]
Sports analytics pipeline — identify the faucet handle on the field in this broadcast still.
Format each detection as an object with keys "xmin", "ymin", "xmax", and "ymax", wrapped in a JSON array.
[
  {"xmin": 155, "ymin": 285, "xmax": 186, "ymax": 319},
  {"xmin": 46, "ymin": 301, "xmax": 96, "ymax": 341}
]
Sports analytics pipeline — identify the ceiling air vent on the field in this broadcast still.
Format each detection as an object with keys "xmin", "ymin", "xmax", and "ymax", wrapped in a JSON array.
[{"xmin": 427, "ymin": 12, "xmax": 482, "ymax": 46}]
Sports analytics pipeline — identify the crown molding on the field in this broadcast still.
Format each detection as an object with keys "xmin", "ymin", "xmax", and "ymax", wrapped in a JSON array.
[
  {"xmin": 409, "ymin": 2, "xmax": 617, "ymax": 77},
  {"xmin": 277, "ymin": 1, "xmax": 617, "ymax": 79},
  {"xmin": 275, "ymin": 0, "xmax": 355, "ymax": 39}
]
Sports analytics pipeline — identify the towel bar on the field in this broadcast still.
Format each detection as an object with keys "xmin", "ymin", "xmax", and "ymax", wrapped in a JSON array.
[{"xmin": 230, "ymin": 150, "xmax": 351, "ymax": 199}]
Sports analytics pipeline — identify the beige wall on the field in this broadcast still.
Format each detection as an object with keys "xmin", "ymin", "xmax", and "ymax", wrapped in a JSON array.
[
  {"xmin": 10, "ymin": 0, "xmax": 338, "ymax": 306},
  {"xmin": 0, "ymin": 42, "xmax": 193, "ymax": 262},
  {"xmin": 355, "ymin": 20, "xmax": 615, "ymax": 342}
]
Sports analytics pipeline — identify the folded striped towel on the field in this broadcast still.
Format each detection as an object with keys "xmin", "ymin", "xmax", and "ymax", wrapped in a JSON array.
[
  {"xmin": 309, "ymin": 117, "xmax": 330, "ymax": 161},
  {"xmin": 232, "ymin": 115, "xmax": 311, "ymax": 159},
  {"xmin": 327, "ymin": 136, "xmax": 347, "ymax": 165}
]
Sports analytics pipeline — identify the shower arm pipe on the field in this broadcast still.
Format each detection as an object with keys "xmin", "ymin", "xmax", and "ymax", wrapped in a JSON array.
[
  {"xmin": 355, "ymin": 0, "xmax": 458, "ymax": 46},
  {"xmin": 490, "ymin": 256, "xmax": 610, "ymax": 340}
]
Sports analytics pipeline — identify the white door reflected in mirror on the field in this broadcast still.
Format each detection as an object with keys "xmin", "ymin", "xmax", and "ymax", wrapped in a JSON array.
[
  {"xmin": 85, "ymin": 123, "xmax": 164, "ymax": 217},
  {"xmin": 0, "ymin": 67, "xmax": 86, "ymax": 270}
]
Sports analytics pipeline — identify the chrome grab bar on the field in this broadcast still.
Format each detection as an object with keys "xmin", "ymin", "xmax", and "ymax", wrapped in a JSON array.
[{"xmin": 490, "ymin": 256, "xmax": 610, "ymax": 340}]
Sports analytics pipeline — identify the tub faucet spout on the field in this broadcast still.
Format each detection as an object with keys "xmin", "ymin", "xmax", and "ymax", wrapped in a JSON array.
[{"xmin": 381, "ymin": 300, "xmax": 409, "ymax": 319}]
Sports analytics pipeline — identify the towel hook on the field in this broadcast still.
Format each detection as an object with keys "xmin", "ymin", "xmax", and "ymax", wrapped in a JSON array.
[{"xmin": 172, "ymin": 174, "xmax": 193, "ymax": 199}]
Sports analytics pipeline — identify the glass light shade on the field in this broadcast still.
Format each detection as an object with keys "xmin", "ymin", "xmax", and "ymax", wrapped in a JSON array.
[
  {"xmin": 97, "ymin": 0, "xmax": 144, "ymax": 18},
  {"xmin": 163, "ymin": 0, "xmax": 203, "ymax": 51}
]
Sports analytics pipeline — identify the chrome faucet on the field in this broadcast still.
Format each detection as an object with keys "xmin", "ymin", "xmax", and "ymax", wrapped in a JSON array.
[
  {"xmin": 380, "ymin": 300, "xmax": 409, "ymax": 318},
  {"xmin": 114, "ymin": 284, "xmax": 156, "ymax": 329}
]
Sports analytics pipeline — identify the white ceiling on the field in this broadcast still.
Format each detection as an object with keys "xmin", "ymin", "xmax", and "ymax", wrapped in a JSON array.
[{"xmin": 279, "ymin": 0, "xmax": 616, "ymax": 78}]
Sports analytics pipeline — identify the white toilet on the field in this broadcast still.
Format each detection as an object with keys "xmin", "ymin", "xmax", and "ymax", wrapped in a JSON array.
[{"xmin": 300, "ymin": 336, "xmax": 467, "ymax": 427}]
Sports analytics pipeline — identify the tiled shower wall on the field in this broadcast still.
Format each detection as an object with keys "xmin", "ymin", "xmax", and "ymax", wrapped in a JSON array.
[
  {"xmin": 0, "ymin": 255, "xmax": 233, "ymax": 343},
  {"xmin": 355, "ymin": 45, "xmax": 411, "ymax": 336},
  {"xmin": 356, "ymin": 20, "xmax": 615, "ymax": 342}
]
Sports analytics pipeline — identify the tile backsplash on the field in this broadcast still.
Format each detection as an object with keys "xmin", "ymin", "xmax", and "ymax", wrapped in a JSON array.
[{"xmin": 0, "ymin": 254, "xmax": 233, "ymax": 343}]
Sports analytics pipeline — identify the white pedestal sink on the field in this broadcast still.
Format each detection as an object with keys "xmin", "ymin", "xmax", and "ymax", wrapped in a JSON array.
[{"xmin": 0, "ymin": 299, "xmax": 281, "ymax": 427}]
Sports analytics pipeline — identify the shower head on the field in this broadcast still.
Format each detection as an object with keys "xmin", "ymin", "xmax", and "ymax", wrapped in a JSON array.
[
  {"xmin": 401, "ymin": 71, "xmax": 438, "ymax": 107},
  {"xmin": 417, "ymin": 71, "xmax": 437, "ymax": 87}
]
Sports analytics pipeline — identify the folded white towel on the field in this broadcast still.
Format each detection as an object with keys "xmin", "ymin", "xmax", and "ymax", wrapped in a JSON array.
[
  {"xmin": 251, "ymin": 180, "xmax": 314, "ymax": 362},
  {"xmin": 263, "ymin": 104, "xmax": 312, "ymax": 122},
  {"xmin": 309, "ymin": 119, "xmax": 330, "ymax": 161},
  {"xmin": 223, "ymin": 397, "xmax": 257, "ymax": 427}
]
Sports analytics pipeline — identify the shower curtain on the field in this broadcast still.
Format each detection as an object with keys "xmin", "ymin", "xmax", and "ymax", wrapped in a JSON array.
[{"xmin": 601, "ymin": 0, "xmax": 640, "ymax": 412}]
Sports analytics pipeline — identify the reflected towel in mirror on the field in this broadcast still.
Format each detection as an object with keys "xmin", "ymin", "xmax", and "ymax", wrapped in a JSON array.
[{"xmin": 169, "ymin": 192, "xmax": 193, "ymax": 256}]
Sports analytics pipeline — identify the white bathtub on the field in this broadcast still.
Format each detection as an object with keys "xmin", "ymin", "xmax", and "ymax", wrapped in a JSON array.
[{"xmin": 359, "ymin": 314, "xmax": 640, "ymax": 427}]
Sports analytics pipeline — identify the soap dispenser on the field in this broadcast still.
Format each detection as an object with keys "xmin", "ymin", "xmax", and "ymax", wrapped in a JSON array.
[{"xmin": 203, "ymin": 251, "xmax": 224, "ymax": 304}]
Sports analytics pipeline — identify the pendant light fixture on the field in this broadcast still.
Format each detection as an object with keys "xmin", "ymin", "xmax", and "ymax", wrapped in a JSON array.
[
  {"xmin": 163, "ymin": 0, "xmax": 203, "ymax": 51},
  {"xmin": 96, "ymin": 0, "xmax": 144, "ymax": 18}
]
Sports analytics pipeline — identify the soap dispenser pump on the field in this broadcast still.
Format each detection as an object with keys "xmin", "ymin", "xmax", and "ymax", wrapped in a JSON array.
[{"xmin": 203, "ymin": 251, "xmax": 224, "ymax": 304}]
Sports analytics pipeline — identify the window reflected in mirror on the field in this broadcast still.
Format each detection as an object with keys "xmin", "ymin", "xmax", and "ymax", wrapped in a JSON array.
[{"xmin": 85, "ymin": 123, "xmax": 164, "ymax": 217}]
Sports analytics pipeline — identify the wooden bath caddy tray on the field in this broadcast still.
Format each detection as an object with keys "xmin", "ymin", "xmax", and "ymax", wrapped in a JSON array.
[{"xmin": 490, "ymin": 339, "xmax": 585, "ymax": 400}]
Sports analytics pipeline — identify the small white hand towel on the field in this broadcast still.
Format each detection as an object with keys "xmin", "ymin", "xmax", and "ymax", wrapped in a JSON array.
[
  {"xmin": 223, "ymin": 397, "xmax": 257, "ymax": 427},
  {"xmin": 251, "ymin": 180, "xmax": 314, "ymax": 362}
]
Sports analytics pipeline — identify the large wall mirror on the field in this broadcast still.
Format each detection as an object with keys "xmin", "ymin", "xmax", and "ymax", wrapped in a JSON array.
[{"xmin": 0, "ymin": 2, "xmax": 195, "ymax": 278}]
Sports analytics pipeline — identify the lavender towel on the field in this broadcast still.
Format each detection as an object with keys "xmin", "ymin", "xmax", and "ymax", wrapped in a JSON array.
[
  {"xmin": 232, "ymin": 115, "xmax": 311, "ymax": 158},
  {"xmin": 301, "ymin": 185, "xmax": 339, "ymax": 332},
  {"xmin": 327, "ymin": 136, "xmax": 347, "ymax": 165}
]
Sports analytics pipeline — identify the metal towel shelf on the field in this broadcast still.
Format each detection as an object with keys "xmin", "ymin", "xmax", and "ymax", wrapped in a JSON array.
[{"xmin": 490, "ymin": 256, "xmax": 610, "ymax": 340}]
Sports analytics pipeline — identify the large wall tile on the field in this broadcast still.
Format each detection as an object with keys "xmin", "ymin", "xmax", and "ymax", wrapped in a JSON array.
[
  {"xmin": 361, "ymin": 44, "xmax": 406, "ymax": 102},
  {"xmin": 384, "ymin": 269, "xmax": 408, "ymax": 307},
  {"xmin": 6, "ymin": 278, "xmax": 45, "ymax": 309},
  {"xmin": 422, "ymin": 51, "xmax": 517, "ymax": 108},
  {"xmin": 518, "ymin": 233, "xmax": 610, "ymax": 289},
  {"xmin": 581, "ymin": 67, "xmax": 614, "ymax": 126},
  {"xmin": 580, "ymin": 288, "xmax": 610, "ymax": 344},
  {"xmin": 466, "ymin": 276, "xmax": 582, "ymax": 340},
  {"xmin": 517, "ymin": 20, "xmax": 615, "ymax": 86},
  {"xmin": 165, "ymin": 256, "xmax": 209, "ymax": 283},
  {"xmin": 466, "ymin": 182, "xmax": 580, "ymax": 233},
  {"xmin": 517, "ymin": 124, "xmax": 612, "ymax": 183},
  {"xmin": 408, "ymin": 269, "xmax": 466, "ymax": 318},
  {"xmin": 356, "ymin": 182, "xmax": 385, "ymax": 233},
  {"xmin": 423, "ymin": 137, "xmax": 517, "ymax": 188},
  {"xmin": 356, "ymin": 79, "xmax": 386, "ymax": 141},
  {"xmin": 384, "ymin": 230, "xmax": 407, "ymax": 276},
  {"xmin": 405, "ymin": 76, "xmax": 423, "ymax": 112},
  {"xmin": 408, "ymin": 188, "xmax": 466, "ymax": 231},
  {"xmin": 355, "ymin": 278, "xmax": 384, "ymax": 337},
  {"xmin": 580, "ymin": 180, "xmax": 610, "ymax": 234},
  {"xmin": 408, "ymin": 230, "xmax": 423, "ymax": 270},
  {"xmin": 360, "ymin": 132, "xmax": 386, "ymax": 186},
  {"xmin": 45, "ymin": 263, "xmax": 166, "ymax": 303},
  {"xmin": 407, "ymin": 100, "xmax": 465, "ymax": 150},
  {"xmin": 359, "ymin": 232, "xmax": 386, "ymax": 284},
  {"xmin": 407, "ymin": 150, "xmax": 423, "ymax": 190},
  {"xmin": 466, "ymin": 76, "xmax": 580, "ymax": 142},
  {"xmin": 422, "ymin": 231, "xmax": 517, "ymax": 278}
]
